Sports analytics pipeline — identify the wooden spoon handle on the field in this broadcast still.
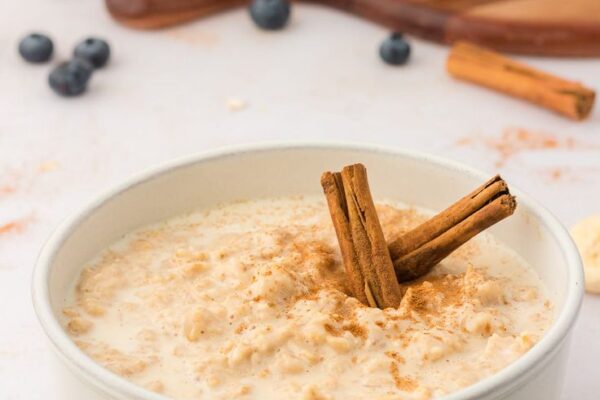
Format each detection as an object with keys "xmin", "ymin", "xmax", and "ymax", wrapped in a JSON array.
[
  {"xmin": 105, "ymin": 0, "xmax": 450, "ymax": 43},
  {"xmin": 105, "ymin": 0, "xmax": 437, "ymax": 34},
  {"xmin": 105, "ymin": 0, "xmax": 247, "ymax": 29},
  {"xmin": 105, "ymin": 0, "xmax": 600, "ymax": 57}
]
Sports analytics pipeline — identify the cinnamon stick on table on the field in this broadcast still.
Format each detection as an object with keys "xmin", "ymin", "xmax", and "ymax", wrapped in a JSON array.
[
  {"xmin": 321, "ymin": 164, "xmax": 402, "ymax": 309},
  {"xmin": 447, "ymin": 41, "xmax": 595, "ymax": 121},
  {"xmin": 388, "ymin": 175, "xmax": 516, "ymax": 282}
]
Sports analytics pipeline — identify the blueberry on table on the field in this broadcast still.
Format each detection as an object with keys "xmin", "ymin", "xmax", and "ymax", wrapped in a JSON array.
[
  {"xmin": 379, "ymin": 33, "xmax": 411, "ymax": 66},
  {"xmin": 48, "ymin": 59, "xmax": 94, "ymax": 97},
  {"xmin": 249, "ymin": 0, "xmax": 291, "ymax": 30},
  {"xmin": 73, "ymin": 37, "xmax": 111, "ymax": 68},
  {"xmin": 18, "ymin": 33, "xmax": 53, "ymax": 63}
]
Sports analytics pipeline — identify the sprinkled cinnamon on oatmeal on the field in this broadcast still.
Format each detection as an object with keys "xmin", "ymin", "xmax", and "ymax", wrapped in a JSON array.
[
  {"xmin": 390, "ymin": 362, "xmax": 418, "ymax": 392},
  {"xmin": 62, "ymin": 196, "xmax": 553, "ymax": 400}
]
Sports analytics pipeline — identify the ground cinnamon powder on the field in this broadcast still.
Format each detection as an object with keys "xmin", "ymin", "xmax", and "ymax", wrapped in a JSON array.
[
  {"xmin": 456, "ymin": 127, "xmax": 595, "ymax": 167},
  {"xmin": 0, "ymin": 218, "xmax": 29, "ymax": 235},
  {"xmin": 390, "ymin": 362, "xmax": 418, "ymax": 392}
]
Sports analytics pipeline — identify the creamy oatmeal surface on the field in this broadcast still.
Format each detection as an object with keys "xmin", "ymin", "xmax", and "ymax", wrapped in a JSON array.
[{"xmin": 62, "ymin": 196, "xmax": 553, "ymax": 400}]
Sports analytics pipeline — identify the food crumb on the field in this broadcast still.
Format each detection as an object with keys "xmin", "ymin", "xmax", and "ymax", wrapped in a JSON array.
[
  {"xmin": 226, "ymin": 98, "xmax": 247, "ymax": 112},
  {"xmin": 38, "ymin": 161, "xmax": 60, "ymax": 173},
  {"xmin": 238, "ymin": 385, "xmax": 252, "ymax": 395},
  {"xmin": 146, "ymin": 381, "xmax": 164, "ymax": 393}
]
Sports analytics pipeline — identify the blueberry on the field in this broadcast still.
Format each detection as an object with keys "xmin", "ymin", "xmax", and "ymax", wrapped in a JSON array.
[
  {"xmin": 48, "ymin": 59, "xmax": 94, "ymax": 97},
  {"xmin": 379, "ymin": 33, "xmax": 411, "ymax": 66},
  {"xmin": 249, "ymin": 0, "xmax": 290, "ymax": 30},
  {"xmin": 73, "ymin": 37, "xmax": 110, "ymax": 68},
  {"xmin": 18, "ymin": 33, "xmax": 53, "ymax": 63}
]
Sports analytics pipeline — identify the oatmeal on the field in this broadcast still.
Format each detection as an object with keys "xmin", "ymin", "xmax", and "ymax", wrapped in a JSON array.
[{"xmin": 62, "ymin": 196, "xmax": 553, "ymax": 399}]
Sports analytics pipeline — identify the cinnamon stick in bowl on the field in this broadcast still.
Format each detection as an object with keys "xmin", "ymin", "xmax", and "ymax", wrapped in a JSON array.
[
  {"xmin": 321, "ymin": 165, "xmax": 517, "ymax": 308},
  {"xmin": 321, "ymin": 164, "xmax": 403, "ymax": 309},
  {"xmin": 388, "ymin": 175, "xmax": 516, "ymax": 282}
]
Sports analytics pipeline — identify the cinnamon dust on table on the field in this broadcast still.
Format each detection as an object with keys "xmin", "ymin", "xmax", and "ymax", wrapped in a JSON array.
[
  {"xmin": 1, "ymin": 160, "xmax": 60, "ymax": 198},
  {"xmin": 546, "ymin": 168, "xmax": 563, "ymax": 182},
  {"xmin": 0, "ymin": 218, "xmax": 28, "ymax": 236},
  {"xmin": 0, "ymin": 170, "xmax": 21, "ymax": 197},
  {"xmin": 0, "ymin": 184, "xmax": 17, "ymax": 196},
  {"xmin": 539, "ymin": 167, "xmax": 576, "ymax": 183},
  {"xmin": 456, "ymin": 127, "xmax": 598, "ymax": 167}
]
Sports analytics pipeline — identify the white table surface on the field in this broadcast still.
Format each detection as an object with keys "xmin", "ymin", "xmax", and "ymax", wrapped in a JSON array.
[{"xmin": 2, "ymin": 1, "xmax": 600, "ymax": 399}]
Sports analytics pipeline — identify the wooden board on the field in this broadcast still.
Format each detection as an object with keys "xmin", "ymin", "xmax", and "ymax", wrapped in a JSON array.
[{"xmin": 105, "ymin": 0, "xmax": 600, "ymax": 57}]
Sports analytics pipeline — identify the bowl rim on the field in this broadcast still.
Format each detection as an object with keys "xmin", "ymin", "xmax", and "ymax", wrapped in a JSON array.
[{"xmin": 32, "ymin": 142, "xmax": 584, "ymax": 400}]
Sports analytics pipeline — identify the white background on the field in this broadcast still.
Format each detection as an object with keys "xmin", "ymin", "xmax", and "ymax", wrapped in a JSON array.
[{"xmin": 1, "ymin": 1, "xmax": 600, "ymax": 399}]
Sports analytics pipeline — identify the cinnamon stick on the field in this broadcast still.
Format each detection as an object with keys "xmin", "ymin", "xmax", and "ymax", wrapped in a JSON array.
[
  {"xmin": 389, "ymin": 176, "xmax": 516, "ymax": 282},
  {"xmin": 322, "ymin": 165, "xmax": 517, "ymax": 307},
  {"xmin": 321, "ymin": 171, "xmax": 368, "ymax": 305},
  {"xmin": 447, "ymin": 41, "xmax": 595, "ymax": 121},
  {"xmin": 321, "ymin": 164, "xmax": 402, "ymax": 309}
]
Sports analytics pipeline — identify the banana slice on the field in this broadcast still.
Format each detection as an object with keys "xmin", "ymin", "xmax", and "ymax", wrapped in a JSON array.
[{"xmin": 570, "ymin": 214, "xmax": 600, "ymax": 294}]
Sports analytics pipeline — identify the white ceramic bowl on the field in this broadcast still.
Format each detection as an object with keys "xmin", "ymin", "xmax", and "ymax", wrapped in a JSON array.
[{"xmin": 32, "ymin": 143, "xmax": 584, "ymax": 400}]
